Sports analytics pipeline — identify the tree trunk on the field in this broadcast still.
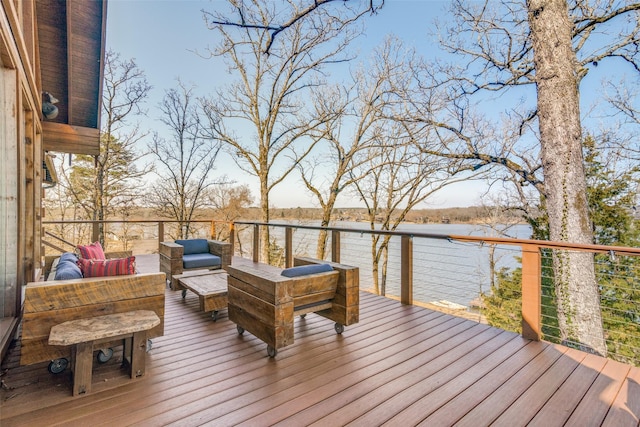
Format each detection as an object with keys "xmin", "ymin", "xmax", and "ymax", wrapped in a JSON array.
[
  {"xmin": 527, "ymin": 0, "xmax": 606, "ymax": 355},
  {"xmin": 316, "ymin": 214, "xmax": 331, "ymax": 260},
  {"xmin": 260, "ymin": 182, "xmax": 270, "ymax": 263},
  {"xmin": 371, "ymin": 234, "xmax": 380, "ymax": 294}
]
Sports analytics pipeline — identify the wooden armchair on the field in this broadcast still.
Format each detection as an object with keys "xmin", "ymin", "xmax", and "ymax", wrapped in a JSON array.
[
  {"xmin": 226, "ymin": 256, "xmax": 359, "ymax": 357},
  {"xmin": 159, "ymin": 239, "xmax": 231, "ymax": 289}
]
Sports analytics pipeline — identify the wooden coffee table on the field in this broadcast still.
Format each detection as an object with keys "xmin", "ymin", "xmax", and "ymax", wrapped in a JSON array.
[{"xmin": 174, "ymin": 270, "xmax": 228, "ymax": 321}]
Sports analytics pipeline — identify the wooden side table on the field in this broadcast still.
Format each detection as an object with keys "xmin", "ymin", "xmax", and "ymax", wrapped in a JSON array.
[
  {"xmin": 174, "ymin": 270, "xmax": 228, "ymax": 320},
  {"xmin": 48, "ymin": 310, "xmax": 160, "ymax": 396}
]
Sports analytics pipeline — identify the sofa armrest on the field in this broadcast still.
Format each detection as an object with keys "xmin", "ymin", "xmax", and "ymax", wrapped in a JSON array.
[
  {"xmin": 208, "ymin": 240, "xmax": 232, "ymax": 269},
  {"xmin": 293, "ymin": 257, "xmax": 360, "ymax": 326},
  {"xmin": 160, "ymin": 242, "xmax": 184, "ymax": 259}
]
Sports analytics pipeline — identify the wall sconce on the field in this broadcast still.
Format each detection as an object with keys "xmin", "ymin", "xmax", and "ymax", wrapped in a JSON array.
[{"xmin": 42, "ymin": 92, "xmax": 59, "ymax": 119}]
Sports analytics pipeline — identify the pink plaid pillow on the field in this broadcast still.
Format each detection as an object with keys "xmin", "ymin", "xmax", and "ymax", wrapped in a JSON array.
[
  {"xmin": 77, "ymin": 241, "xmax": 106, "ymax": 260},
  {"xmin": 77, "ymin": 256, "xmax": 136, "ymax": 277}
]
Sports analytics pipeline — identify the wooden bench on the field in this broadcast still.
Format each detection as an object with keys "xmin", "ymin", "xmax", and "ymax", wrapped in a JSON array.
[
  {"xmin": 48, "ymin": 310, "xmax": 160, "ymax": 396},
  {"xmin": 174, "ymin": 270, "xmax": 228, "ymax": 321},
  {"xmin": 21, "ymin": 272, "xmax": 166, "ymax": 367},
  {"xmin": 227, "ymin": 257, "xmax": 359, "ymax": 357}
]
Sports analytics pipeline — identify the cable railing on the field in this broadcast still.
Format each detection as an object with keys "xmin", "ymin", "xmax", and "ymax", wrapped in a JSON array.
[{"xmin": 42, "ymin": 218, "xmax": 640, "ymax": 365}]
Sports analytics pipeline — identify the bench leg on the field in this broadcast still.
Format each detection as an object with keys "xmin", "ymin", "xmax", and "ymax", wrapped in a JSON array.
[
  {"xmin": 130, "ymin": 331, "xmax": 148, "ymax": 378},
  {"xmin": 72, "ymin": 341, "xmax": 93, "ymax": 396}
]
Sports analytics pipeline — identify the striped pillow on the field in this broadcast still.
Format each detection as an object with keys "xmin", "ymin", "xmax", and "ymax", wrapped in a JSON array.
[
  {"xmin": 78, "ymin": 256, "xmax": 136, "ymax": 277},
  {"xmin": 77, "ymin": 241, "xmax": 106, "ymax": 260}
]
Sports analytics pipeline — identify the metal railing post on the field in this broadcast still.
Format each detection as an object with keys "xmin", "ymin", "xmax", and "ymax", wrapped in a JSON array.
[
  {"xmin": 521, "ymin": 244, "xmax": 542, "ymax": 341},
  {"xmin": 331, "ymin": 230, "xmax": 340, "ymax": 263},
  {"xmin": 401, "ymin": 235, "xmax": 413, "ymax": 305}
]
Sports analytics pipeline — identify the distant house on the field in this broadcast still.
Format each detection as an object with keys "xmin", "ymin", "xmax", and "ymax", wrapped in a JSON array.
[{"xmin": 0, "ymin": 0, "xmax": 106, "ymax": 360}]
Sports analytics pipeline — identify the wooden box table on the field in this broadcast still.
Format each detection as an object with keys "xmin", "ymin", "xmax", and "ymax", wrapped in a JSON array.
[
  {"xmin": 174, "ymin": 270, "xmax": 228, "ymax": 321},
  {"xmin": 48, "ymin": 310, "xmax": 160, "ymax": 396}
]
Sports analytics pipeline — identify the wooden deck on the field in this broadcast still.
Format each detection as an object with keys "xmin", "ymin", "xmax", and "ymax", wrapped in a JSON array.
[{"xmin": 1, "ymin": 255, "xmax": 639, "ymax": 426}]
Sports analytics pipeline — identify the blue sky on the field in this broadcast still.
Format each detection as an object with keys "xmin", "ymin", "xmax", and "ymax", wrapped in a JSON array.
[
  {"xmin": 105, "ymin": 1, "xmax": 632, "ymax": 209},
  {"xmin": 106, "ymin": 0, "xmax": 491, "ymax": 209}
]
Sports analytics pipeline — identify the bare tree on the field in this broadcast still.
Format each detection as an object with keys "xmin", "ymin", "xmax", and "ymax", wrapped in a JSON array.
[
  {"xmin": 298, "ymin": 36, "xmax": 422, "ymax": 259},
  {"xmin": 200, "ymin": 0, "xmax": 362, "ymax": 262},
  {"xmin": 604, "ymin": 77, "xmax": 640, "ymax": 160},
  {"xmin": 351, "ymin": 120, "xmax": 466, "ymax": 295},
  {"xmin": 148, "ymin": 82, "xmax": 223, "ymax": 239},
  {"xmin": 207, "ymin": 183, "xmax": 253, "ymax": 242}
]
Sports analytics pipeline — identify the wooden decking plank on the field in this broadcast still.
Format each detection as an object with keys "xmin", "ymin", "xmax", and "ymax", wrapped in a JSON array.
[
  {"xmin": 281, "ymin": 323, "xmax": 498, "ymax": 427},
  {"xmin": 154, "ymin": 311, "xmax": 464, "ymax": 426},
  {"xmin": 349, "ymin": 329, "xmax": 517, "ymax": 426},
  {"xmin": 378, "ymin": 333, "xmax": 530, "ymax": 426},
  {"xmin": 565, "ymin": 358, "xmax": 632, "ymax": 427},
  {"xmin": 528, "ymin": 352, "xmax": 608, "ymax": 426},
  {"xmin": 601, "ymin": 366, "xmax": 640, "ymax": 427},
  {"xmin": 419, "ymin": 339, "xmax": 548, "ymax": 426},
  {"xmin": 266, "ymin": 319, "xmax": 481, "ymax": 427},
  {"xmin": 490, "ymin": 347, "xmax": 587, "ymax": 426},
  {"xmin": 453, "ymin": 343, "xmax": 568, "ymax": 427}
]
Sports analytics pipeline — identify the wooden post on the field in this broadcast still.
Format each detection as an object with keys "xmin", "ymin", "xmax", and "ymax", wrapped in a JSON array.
[
  {"xmin": 331, "ymin": 230, "xmax": 341, "ymax": 263},
  {"xmin": 229, "ymin": 222, "xmax": 235, "ymax": 258},
  {"xmin": 521, "ymin": 244, "xmax": 542, "ymax": 341},
  {"xmin": 92, "ymin": 222, "xmax": 99, "ymax": 243},
  {"xmin": 253, "ymin": 224, "xmax": 260, "ymax": 263},
  {"xmin": 401, "ymin": 235, "xmax": 413, "ymax": 305},
  {"xmin": 210, "ymin": 221, "xmax": 216, "ymax": 240},
  {"xmin": 285, "ymin": 227, "xmax": 293, "ymax": 268},
  {"xmin": 158, "ymin": 221, "xmax": 165, "ymax": 253}
]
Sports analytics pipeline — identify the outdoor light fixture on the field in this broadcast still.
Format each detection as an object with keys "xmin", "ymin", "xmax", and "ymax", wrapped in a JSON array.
[{"xmin": 42, "ymin": 92, "xmax": 59, "ymax": 119}]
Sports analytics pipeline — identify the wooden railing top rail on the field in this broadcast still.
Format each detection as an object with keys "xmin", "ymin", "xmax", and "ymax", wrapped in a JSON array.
[
  {"xmin": 235, "ymin": 221, "xmax": 640, "ymax": 256},
  {"xmin": 43, "ymin": 219, "xmax": 230, "ymax": 225}
]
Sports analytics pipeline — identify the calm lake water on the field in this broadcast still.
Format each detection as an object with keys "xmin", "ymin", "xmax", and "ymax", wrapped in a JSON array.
[{"xmin": 249, "ymin": 221, "xmax": 532, "ymax": 309}]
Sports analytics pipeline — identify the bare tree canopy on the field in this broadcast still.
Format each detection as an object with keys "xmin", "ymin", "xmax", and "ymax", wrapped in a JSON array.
[
  {"xmin": 148, "ymin": 82, "xmax": 223, "ymax": 239},
  {"xmin": 200, "ymin": 0, "xmax": 366, "ymax": 261},
  {"xmin": 205, "ymin": 0, "xmax": 384, "ymax": 53}
]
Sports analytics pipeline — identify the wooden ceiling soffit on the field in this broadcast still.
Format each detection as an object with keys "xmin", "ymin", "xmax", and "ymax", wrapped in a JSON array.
[
  {"xmin": 37, "ymin": 0, "xmax": 105, "ymax": 155},
  {"xmin": 42, "ymin": 121, "xmax": 100, "ymax": 156}
]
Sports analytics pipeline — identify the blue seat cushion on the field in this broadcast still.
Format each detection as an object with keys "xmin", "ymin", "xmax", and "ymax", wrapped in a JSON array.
[
  {"xmin": 281, "ymin": 263, "xmax": 333, "ymax": 278},
  {"xmin": 54, "ymin": 260, "xmax": 83, "ymax": 280},
  {"xmin": 182, "ymin": 253, "xmax": 221, "ymax": 269},
  {"xmin": 176, "ymin": 239, "xmax": 210, "ymax": 255}
]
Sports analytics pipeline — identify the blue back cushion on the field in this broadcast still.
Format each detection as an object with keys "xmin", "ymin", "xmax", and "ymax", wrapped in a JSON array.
[
  {"xmin": 54, "ymin": 260, "xmax": 83, "ymax": 280},
  {"xmin": 281, "ymin": 263, "xmax": 333, "ymax": 278},
  {"xmin": 176, "ymin": 239, "xmax": 209, "ymax": 255},
  {"xmin": 59, "ymin": 252, "xmax": 79, "ymax": 264}
]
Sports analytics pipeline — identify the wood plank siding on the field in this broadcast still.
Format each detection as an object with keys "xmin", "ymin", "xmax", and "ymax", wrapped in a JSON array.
[{"xmin": 1, "ymin": 255, "xmax": 639, "ymax": 426}]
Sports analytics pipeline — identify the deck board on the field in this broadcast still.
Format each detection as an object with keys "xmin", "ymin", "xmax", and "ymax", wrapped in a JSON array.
[{"xmin": 1, "ymin": 254, "xmax": 639, "ymax": 426}]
